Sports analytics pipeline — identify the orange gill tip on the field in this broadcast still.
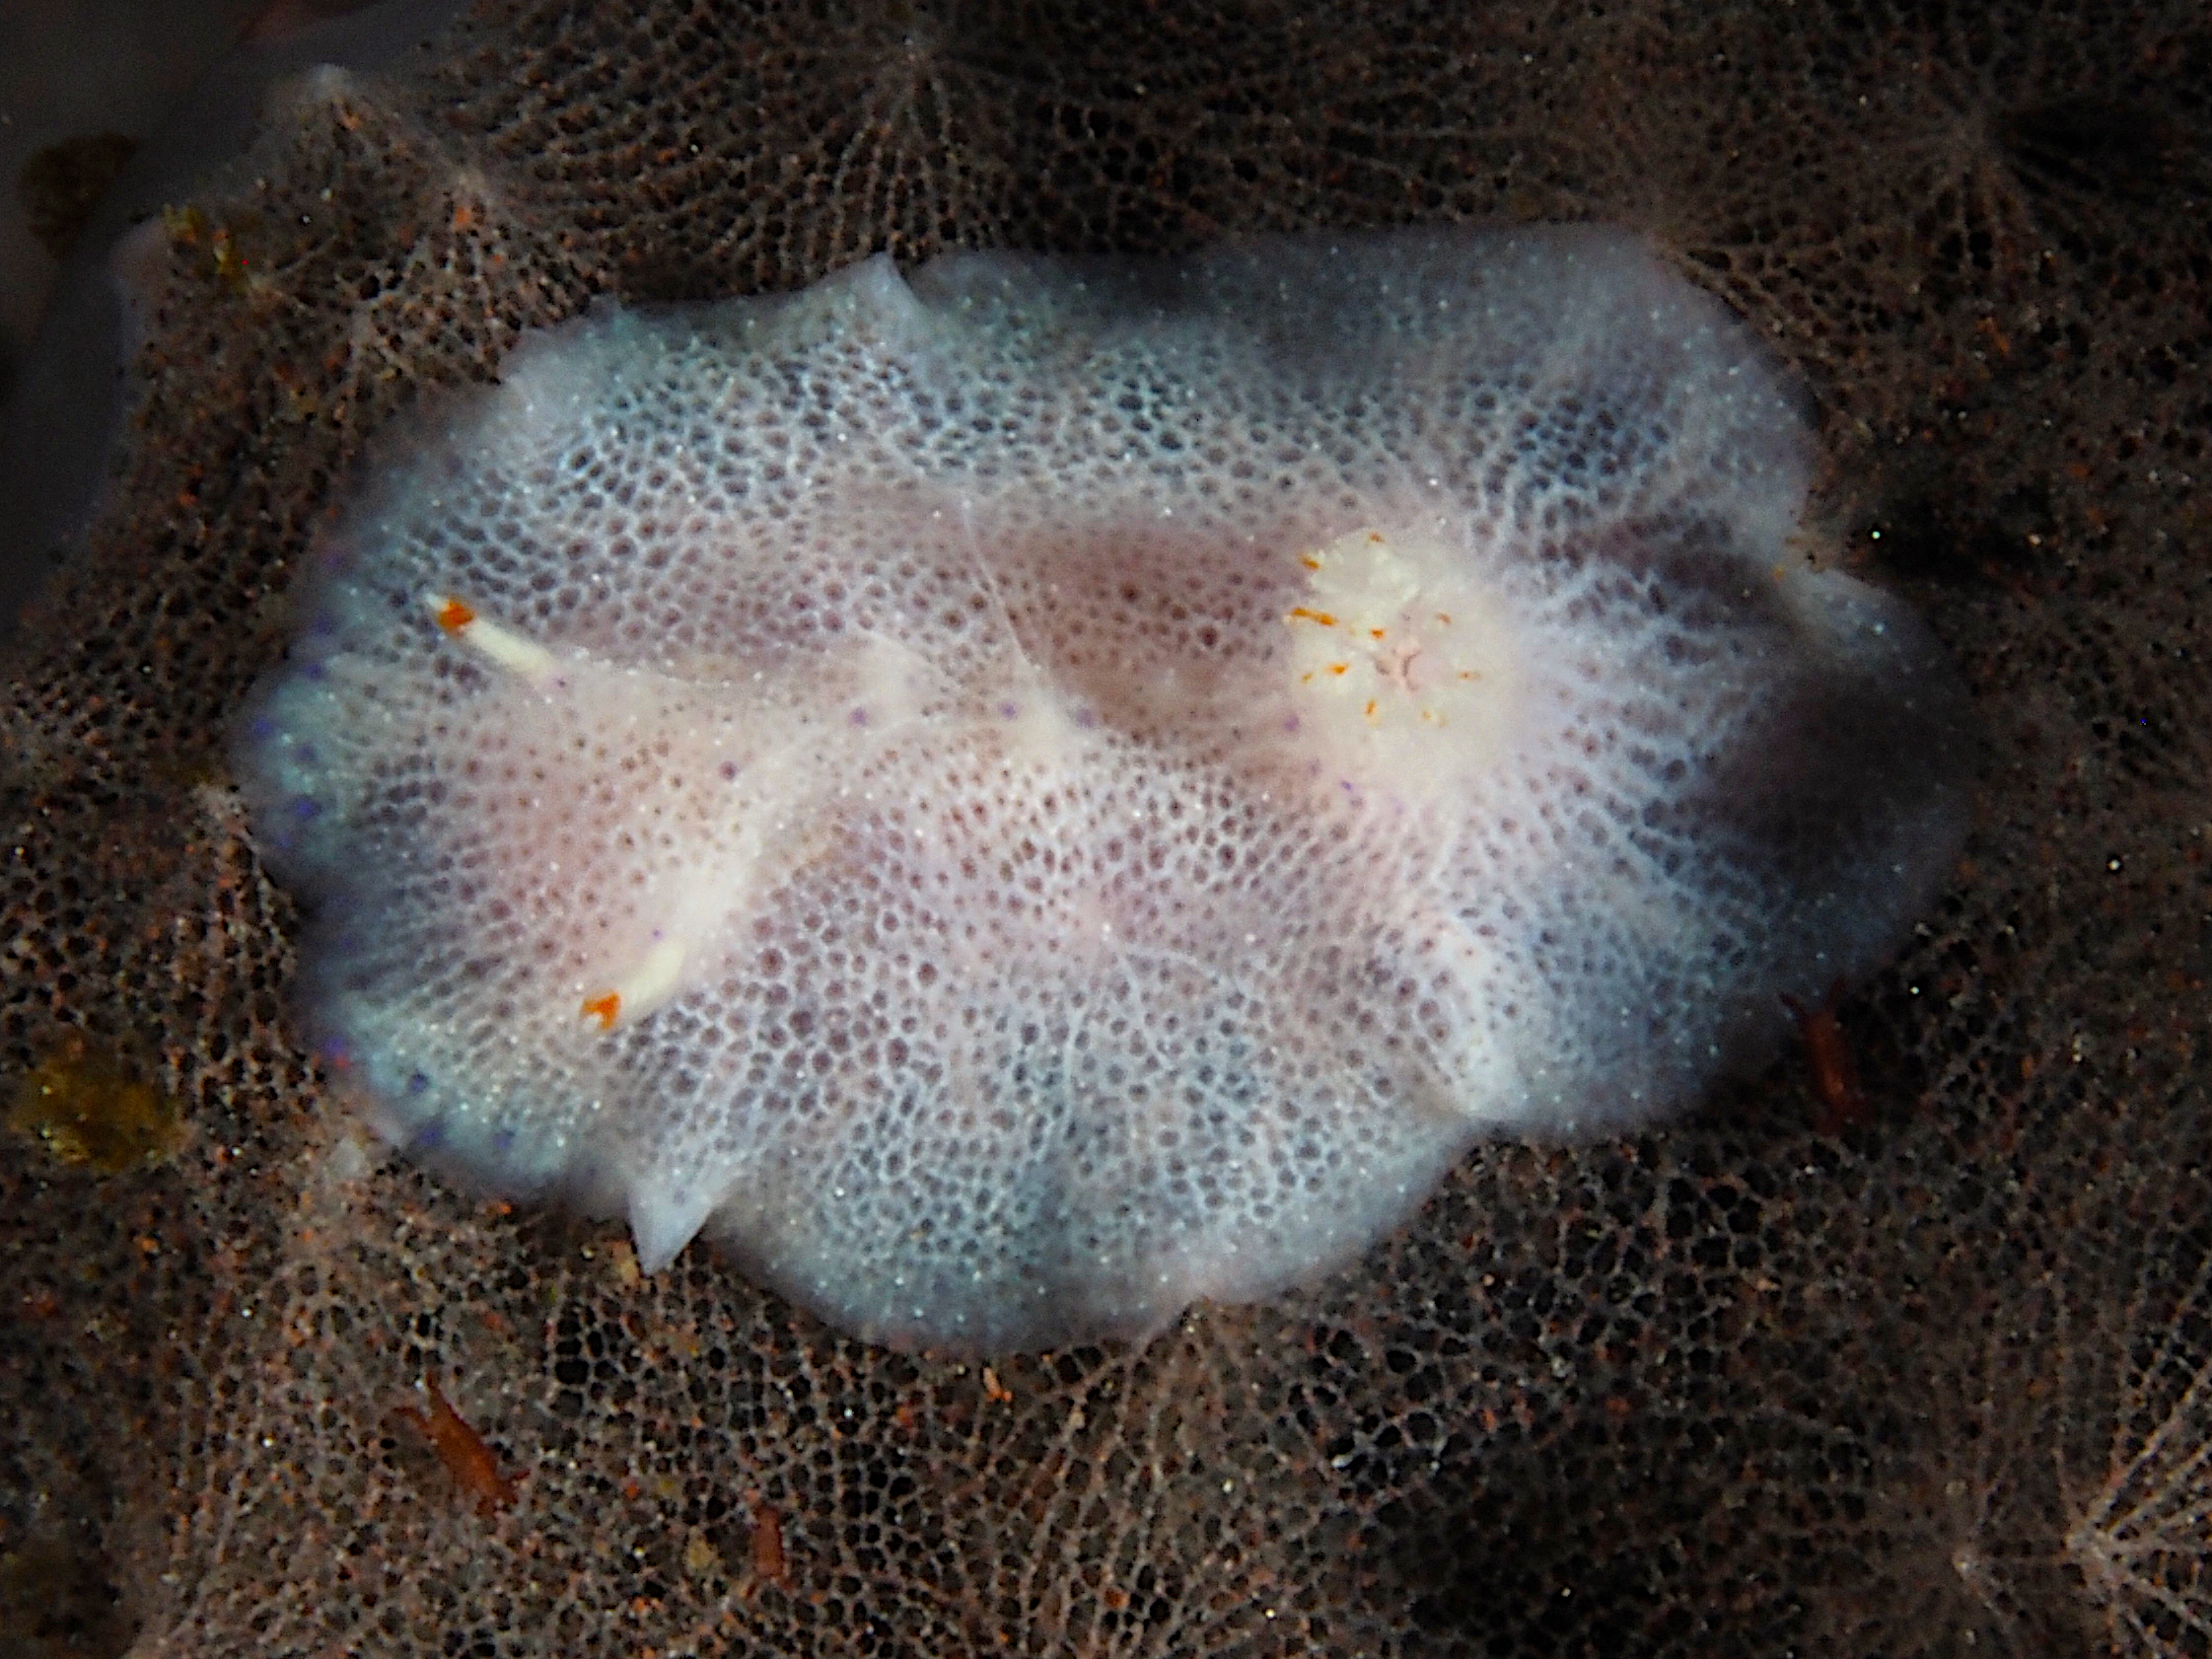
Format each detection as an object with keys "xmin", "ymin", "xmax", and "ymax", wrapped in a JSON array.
[
  {"xmin": 421, "ymin": 591, "xmax": 556, "ymax": 681},
  {"xmin": 579, "ymin": 937, "xmax": 690, "ymax": 1033}
]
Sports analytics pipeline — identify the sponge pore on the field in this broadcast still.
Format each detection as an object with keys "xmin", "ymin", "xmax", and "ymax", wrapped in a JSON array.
[{"xmin": 234, "ymin": 225, "xmax": 1969, "ymax": 1352}]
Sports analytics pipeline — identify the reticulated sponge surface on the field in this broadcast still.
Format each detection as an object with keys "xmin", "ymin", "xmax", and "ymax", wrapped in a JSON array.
[{"xmin": 235, "ymin": 225, "xmax": 1969, "ymax": 1352}]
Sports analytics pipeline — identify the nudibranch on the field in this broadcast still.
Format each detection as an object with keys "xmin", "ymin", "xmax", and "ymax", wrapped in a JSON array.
[{"xmin": 236, "ymin": 226, "xmax": 1969, "ymax": 1352}]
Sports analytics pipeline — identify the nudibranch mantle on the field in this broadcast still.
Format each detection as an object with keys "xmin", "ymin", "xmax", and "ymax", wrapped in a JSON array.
[{"xmin": 236, "ymin": 226, "xmax": 1969, "ymax": 1352}]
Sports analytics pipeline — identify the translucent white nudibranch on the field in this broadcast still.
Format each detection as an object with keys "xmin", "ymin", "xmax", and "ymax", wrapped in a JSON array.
[
  {"xmin": 233, "ymin": 228, "xmax": 1972, "ymax": 1352},
  {"xmin": 1282, "ymin": 528, "xmax": 1522, "ymax": 799}
]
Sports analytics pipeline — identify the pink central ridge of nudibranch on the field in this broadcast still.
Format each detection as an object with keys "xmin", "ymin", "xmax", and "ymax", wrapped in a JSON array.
[{"xmin": 235, "ymin": 225, "xmax": 1970, "ymax": 1353}]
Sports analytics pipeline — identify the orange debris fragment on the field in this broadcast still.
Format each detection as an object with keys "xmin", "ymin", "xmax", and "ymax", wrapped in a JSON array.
[
  {"xmin": 750, "ymin": 1503, "xmax": 788, "ymax": 1586},
  {"xmin": 397, "ymin": 1375, "xmax": 517, "ymax": 1516},
  {"xmin": 1781, "ymin": 980, "xmax": 1866, "ymax": 1134}
]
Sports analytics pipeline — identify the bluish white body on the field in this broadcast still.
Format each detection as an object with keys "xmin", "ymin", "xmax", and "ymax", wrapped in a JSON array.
[{"xmin": 237, "ymin": 226, "xmax": 1968, "ymax": 1352}]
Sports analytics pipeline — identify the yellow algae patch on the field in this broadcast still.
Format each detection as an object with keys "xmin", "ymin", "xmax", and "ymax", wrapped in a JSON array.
[
  {"xmin": 162, "ymin": 202, "xmax": 260, "ymax": 296},
  {"xmin": 8, "ymin": 1045, "xmax": 188, "ymax": 1175}
]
